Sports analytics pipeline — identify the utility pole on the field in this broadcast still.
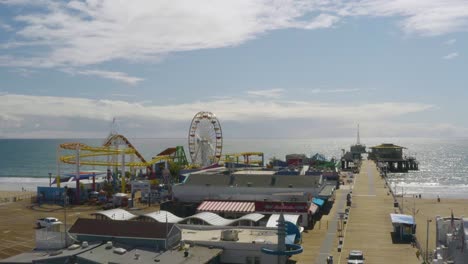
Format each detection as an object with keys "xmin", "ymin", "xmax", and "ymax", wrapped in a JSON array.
[
  {"xmin": 63, "ymin": 187, "xmax": 68, "ymax": 247},
  {"xmin": 401, "ymin": 187, "xmax": 404, "ymax": 213},
  {"xmin": 426, "ymin": 218, "xmax": 432, "ymax": 263}
]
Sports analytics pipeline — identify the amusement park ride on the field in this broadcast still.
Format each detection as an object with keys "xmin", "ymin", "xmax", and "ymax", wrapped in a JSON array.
[{"xmin": 55, "ymin": 111, "xmax": 264, "ymax": 204}]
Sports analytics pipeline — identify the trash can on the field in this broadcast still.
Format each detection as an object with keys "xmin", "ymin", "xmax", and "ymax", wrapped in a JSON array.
[
  {"xmin": 128, "ymin": 198, "xmax": 133, "ymax": 208},
  {"xmin": 394, "ymin": 201, "xmax": 399, "ymax": 207}
]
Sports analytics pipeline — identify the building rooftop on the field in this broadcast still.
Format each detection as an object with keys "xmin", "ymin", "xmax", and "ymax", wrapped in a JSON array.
[
  {"xmin": 76, "ymin": 243, "xmax": 222, "ymax": 264},
  {"xmin": 141, "ymin": 210, "xmax": 265, "ymax": 226},
  {"xmin": 0, "ymin": 243, "xmax": 101, "ymax": 264},
  {"xmin": 69, "ymin": 218, "xmax": 175, "ymax": 239},
  {"xmin": 183, "ymin": 172, "xmax": 321, "ymax": 188},
  {"xmin": 181, "ymin": 227, "xmax": 278, "ymax": 244},
  {"xmin": 370, "ymin": 143, "xmax": 406, "ymax": 149},
  {"xmin": 91, "ymin": 208, "xmax": 137, "ymax": 221}
]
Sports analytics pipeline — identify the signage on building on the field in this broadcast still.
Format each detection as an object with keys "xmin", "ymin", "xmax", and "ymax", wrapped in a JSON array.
[
  {"xmin": 255, "ymin": 201, "xmax": 308, "ymax": 212},
  {"xmin": 131, "ymin": 181, "xmax": 151, "ymax": 193}
]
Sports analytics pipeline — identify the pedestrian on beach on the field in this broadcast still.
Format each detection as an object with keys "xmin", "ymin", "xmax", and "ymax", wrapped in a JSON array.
[{"xmin": 437, "ymin": 195, "xmax": 440, "ymax": 202}]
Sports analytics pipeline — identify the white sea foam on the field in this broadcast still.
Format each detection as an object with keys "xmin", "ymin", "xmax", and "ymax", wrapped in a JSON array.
[{"xmin": 0, "ymin": 177, "xmax": 49, "ymax": 192}]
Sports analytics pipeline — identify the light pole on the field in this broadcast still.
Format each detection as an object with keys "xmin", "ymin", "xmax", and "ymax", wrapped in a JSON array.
[
  {"xmin": 426, "ymin": 218, "xmax": 432, "ymax": 263},
  {"xmin": 63, "ymin": 186, "xmax": 68, "ymax": 247}
]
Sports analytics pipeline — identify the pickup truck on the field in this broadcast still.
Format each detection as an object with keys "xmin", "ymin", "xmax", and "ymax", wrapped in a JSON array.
[{"xmin": 36, "ymin": 217, "xmax": 61, "ymax": 228}]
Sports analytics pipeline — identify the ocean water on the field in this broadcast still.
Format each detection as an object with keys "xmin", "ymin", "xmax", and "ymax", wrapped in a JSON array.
[{"xmin": 1, "ymin": 137, "xmax": 468, "ymax": 198}]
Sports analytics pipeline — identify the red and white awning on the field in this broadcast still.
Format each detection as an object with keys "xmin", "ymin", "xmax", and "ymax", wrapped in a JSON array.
[{"xmin": 197, "ymin": 201, "xmax": 255, "ymax": 213}]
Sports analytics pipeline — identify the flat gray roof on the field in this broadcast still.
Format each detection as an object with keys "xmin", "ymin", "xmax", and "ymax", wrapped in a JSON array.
[
  {"xmin": 0, "ymin": 243, "xmax": 101, "ymax": 264},
  {"xmin": 76, "ymin": 243, "xmax": 222, "ymax": 264},
  {"xmin": 182, "ymin": 227, "xmax": 278, "ymax": 244},
  {"xmin": 184, "ymin": 173, "xmax": 320, "ymax": 188}
]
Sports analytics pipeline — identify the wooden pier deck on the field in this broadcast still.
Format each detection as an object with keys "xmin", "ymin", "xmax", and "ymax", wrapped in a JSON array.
[{"xmin": 292, "ymin": 160, "xmax": 420, "ymax": 263}]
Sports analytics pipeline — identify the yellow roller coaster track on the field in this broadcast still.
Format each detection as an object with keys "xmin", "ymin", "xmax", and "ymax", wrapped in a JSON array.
[
  {"xmin": 103, "ymin": 134, "xmax": 147, "ymax": 163},
  {"xmin": 59, "ymin": 138, "xmax": 172, "ymax": 167}
]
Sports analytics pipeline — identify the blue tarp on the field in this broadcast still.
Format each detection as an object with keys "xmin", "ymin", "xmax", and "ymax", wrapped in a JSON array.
[
  {"xmin": 312, "ymin": 198, "xmax": 325, "ymax": 207},
  {"xmin": 390, "ymin": 214, "xmax": 415, "ymax": 225}
]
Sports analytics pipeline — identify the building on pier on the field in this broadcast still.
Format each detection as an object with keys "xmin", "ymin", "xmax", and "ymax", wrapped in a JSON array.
[
  {"xmin": 368, "ymin": 143, "xmax": 418, "ymax": 172},
  {"xmin": 341, "ymin": 124, "xmax": 366, "ymax": 171}
]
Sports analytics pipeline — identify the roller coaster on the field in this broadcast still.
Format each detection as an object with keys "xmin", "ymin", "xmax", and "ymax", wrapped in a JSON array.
[
  {"xmin": 59, "ymin": 135, "xmax": 174, "ymax": 168},
  {"xmin": 221, "ymin": 152, "xmax": 265, "ymax": 166}
]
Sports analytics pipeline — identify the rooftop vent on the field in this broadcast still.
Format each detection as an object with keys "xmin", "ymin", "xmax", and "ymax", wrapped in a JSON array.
[
  {"xmin": 221, "ymin": 230, "xmax": 239, "ymax": 241},
  {"xmin": 113, "ymin": 247, "xmax": 127, "ymax": 255},
  {"xmin": 67, "ymin": 244, "xmax": 80, "ymax": 250},
  {"xmin": 81, "ymin": 241, "xmax": 88, "ymax": 248},
  {"xmin": 247, "ymin": 182, "xmax": 252, "ymax": 187},
  {"xmin": 105, "ymin": 241, "xmax": 113, "ymax": 249}
]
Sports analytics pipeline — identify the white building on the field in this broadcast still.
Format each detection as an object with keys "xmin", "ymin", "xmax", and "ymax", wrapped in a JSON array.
[{"xmin": 433, "ymin": 216, "xmax": 468, "ymax": 263}]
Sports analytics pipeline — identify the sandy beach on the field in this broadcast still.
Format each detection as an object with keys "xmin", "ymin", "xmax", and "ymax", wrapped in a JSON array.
[
  {"xmin": 398, "ymin": 196, "xmax": 468, "ymax": 258},
  {"xmin": 1, "ymin": 170, "xmax": 468, "ymax": 262}
]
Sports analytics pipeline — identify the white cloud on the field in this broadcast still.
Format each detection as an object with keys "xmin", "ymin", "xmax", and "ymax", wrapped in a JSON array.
[
  {"xmin": 3, "ymin": 0, "xmax": 467, "ymax": 71},
  {"xmin": 246, "ymin": 88, "xmax": 284, "ymax": 98},
  {"xmin": 9, "ymin": 93, "xmax": 468, "ymax": 138},
  {"xmin": 0, "ymin": 0, "xmax": 341, "ymax": 68},
  {"xmin": 303, "ymin": 14, "xmax": 340, "ymax": 29},
  {"xmin": 0, "ymin": 0, "xmax": 467, "ymax": 89},
  {"xmin": 346, "ymin": 0, "xmax": 468, "ymax": 36},
  {"xmin": 0, "ymin": 22, "xmax": 12, "ymax": 31},
  {"xmin": 443, "ymin": 52, "xmax": 459, "ymax": 60},
  {"xmin": 0, "ymin": 93, "xmax": 432, "ymax": 123},
  {"xmin": 444, "ymin": 38, "xmax": 456, "ymax": 45},
  {"xmin": 310, "ymin": 88, "xmax": 361, "ymax": 94},
  {"xmin": 9, "ymin": 68, "xmax": 35, "ymax": 77},
  {"xmin": 62, "ymin": 69, "xmax": 143, "ymax": 85}
]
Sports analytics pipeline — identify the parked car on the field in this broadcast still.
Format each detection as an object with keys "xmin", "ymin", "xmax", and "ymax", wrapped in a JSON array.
[
  {"xmin": 347, "ymin": 250, "xmax": 365, "ymax": 264},
  {"xmin": 36, "ymin": 217, "xmax": 61, "ymax": 228}
]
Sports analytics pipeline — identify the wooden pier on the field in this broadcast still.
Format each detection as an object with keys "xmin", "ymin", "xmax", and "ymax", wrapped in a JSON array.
[{"xmin": 291, "ymin": 160, "xmax": 420, "ymax": 263}]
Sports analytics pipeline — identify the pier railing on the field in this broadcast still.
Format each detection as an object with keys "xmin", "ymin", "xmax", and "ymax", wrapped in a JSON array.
[{"xmin": 377, "ymin": 163, "xmax": 427, "ymax": 263}]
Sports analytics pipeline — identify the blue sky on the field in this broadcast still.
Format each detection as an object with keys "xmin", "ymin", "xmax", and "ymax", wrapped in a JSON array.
[{"xmin": 0, "ymin": 0, "xmax": 467, "ymax": 138}]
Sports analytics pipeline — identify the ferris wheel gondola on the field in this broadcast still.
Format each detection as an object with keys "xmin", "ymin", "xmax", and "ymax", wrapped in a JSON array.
[{"xmin": 188, "ymin": 111, "xmax": 223, "ymax": 167}]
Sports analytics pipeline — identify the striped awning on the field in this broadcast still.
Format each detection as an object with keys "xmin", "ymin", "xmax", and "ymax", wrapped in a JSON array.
[{"xmin": 197, "ymin": 200, "xmax": 255, "ymax": 213}]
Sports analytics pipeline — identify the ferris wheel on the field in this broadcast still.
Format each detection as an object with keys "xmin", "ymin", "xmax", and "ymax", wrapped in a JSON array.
[{"xmin": 188, "ymin": 111, "xmax": 223, "ymax": 167}]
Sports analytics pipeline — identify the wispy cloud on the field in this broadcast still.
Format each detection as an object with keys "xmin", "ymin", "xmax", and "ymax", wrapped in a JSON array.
[
  {"xmin": 443, "ymin": 52, "xmax": 459, "ymax": 60},
  {"xmin": 303, "ymin": 14, "xmax": 340, "ymax": 29},
  {"xmin": 0, "ymin": 21, "xmax": 12, "ymax": 31},
  {"xmin": 444, "ymin": 39, "xmax": 456, "ymax": 45},
  {"xmin": 0, "ymin": 93, "xmax": 447, "ymax": 138},
  {"xmin": 246, "ymin": 89, "xmax": 284, "ymax": 98},
  {"xmin": 345, "ymin": 0, "xmax": 468, "ymax": 36},
  {"xmin": 0, "ymin": 93, "xmax": 433, "ymax": 123},
  {"xmin": 310, "ymin": 88, "xmax": 361, "ymax": 94},
  {"xmin": 1, "ymin": 0, "xmax": 466, "ymax": 71},
  {"xmin": 8, "ymin": 68, "xmax": 35, "ymax": 77},
  {"xmin": 62, "ymin": 69, "xmax": 144, "ymax": 85},
  {"xmin": 111, "ymin": 93, "xmax": 137, "ymax": 98}
]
